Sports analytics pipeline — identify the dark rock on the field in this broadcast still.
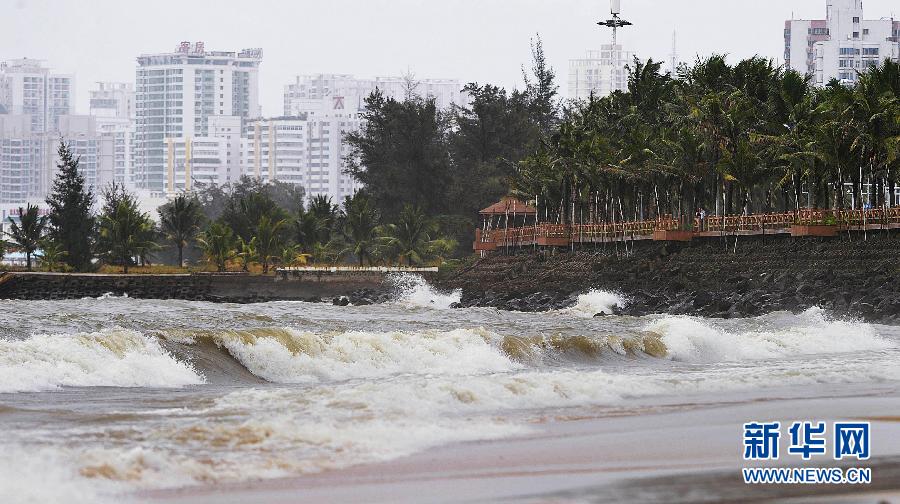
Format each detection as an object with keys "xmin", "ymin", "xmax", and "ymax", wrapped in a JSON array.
[{"xmin": 693, "ymin": 291, "xmax": 713, "ymax": 308}]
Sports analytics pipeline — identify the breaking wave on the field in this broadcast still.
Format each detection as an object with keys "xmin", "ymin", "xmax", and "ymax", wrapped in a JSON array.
[
  {"xmin": 388, "ymin": 273, "xmax": 461, "ymax": 309},
  {"xmin": 565, "ymin": 289, "xmax": 627, "ymax": 318},
  {"xmin": 165, "ymin": 327, "xmax": 520, "ymax": 383},
  {"xmin": 4, "ymin": 300, "xmax": 899, "ymax": 495},
  {"xmin": 0, "ymin": 329, "xmax": 204, "ymax": 393},
  {"xmin": 643, "ymin": 308, "xmax": 895, "ymax": 363},
  {"xmin": 3, "ymin": 307, "xmax": 891, "ymax": 395}
]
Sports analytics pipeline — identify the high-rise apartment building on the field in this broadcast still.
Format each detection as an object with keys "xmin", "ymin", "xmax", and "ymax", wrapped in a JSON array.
[
  {"xmin": 568, "ymin": 45, "xmax": 634, "ymax": 101},
  {"xmin": 90, "ymin": 82, "xmax": 135, "ymax": 186},
  {"xmin": 276, "ymin": 74, "xmax": 462, "ymax": 203},
  {"xmin": 785, "ymin": 0, "xmax": 900, "ymax": 85},
  {"xmin": 0, "ymin": 58, "xmax": 74, "ymax": 134},
  {"xmin": 0, "ymin": 113, "xmax": 42, "ymax": 203},
  {"xmin": 134, "ymin": 42, "xmax": 262, "ymax": 193},
  {"xmin": 0, "ymin": 112, "xmax": 112, "ymax": 204},
  {"xmin": 244, "ymin": 114, "xmax": 362, "ymax": 202},
  {"xmin": 53, "ymin": 115, "xmax": 115, "ymax": 195},
  {"xmin": 163, "ymin": 115, "xmax": 242, "ymax": 194},
  {"xmin": 244, "ymin": 117, "xmax": 307, "ymax": 187}
]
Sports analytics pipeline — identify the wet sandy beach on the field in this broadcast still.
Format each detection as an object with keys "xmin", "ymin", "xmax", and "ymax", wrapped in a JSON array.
[{"xmin": 143, "ymin": 390, "xmax": 900, "ymax": 504}]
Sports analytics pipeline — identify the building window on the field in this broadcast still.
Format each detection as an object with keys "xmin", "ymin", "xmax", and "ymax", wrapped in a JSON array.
[{"xmin": 853, "ymin": 17, "xmax": 860, "ymax": 23}]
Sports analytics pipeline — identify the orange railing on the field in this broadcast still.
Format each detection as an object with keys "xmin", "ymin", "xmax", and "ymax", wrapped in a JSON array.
[
  {"xmin": 484, "ymin": 216, "xmax": 681, "ymax": 247},
  {"xmin": 477, "ymin": 208, "xmax": 900, "ymax": 249}
]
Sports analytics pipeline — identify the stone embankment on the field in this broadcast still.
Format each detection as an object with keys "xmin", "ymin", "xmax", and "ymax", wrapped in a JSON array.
[
  {"xmin": 0, "ymin": 270, "xmax": 399, "ymax": 304},
  {"xmin": 441, "ymin": 233, "xmax": 900, "ymax": 323}
]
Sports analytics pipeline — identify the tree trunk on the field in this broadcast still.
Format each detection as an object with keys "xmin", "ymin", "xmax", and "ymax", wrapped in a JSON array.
[
  {"xmin": 26, "ymin": 252, "xmax": 32, "ymax": 271},
  {"xmin": 178, "ymin": 245, "xmax": 184, "ymax": 268}
]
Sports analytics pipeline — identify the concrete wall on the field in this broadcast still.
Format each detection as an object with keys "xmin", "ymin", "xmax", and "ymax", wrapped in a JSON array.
[{"xmin": 0, "ymin": 271, "xmax": 394, "ymax": 302}]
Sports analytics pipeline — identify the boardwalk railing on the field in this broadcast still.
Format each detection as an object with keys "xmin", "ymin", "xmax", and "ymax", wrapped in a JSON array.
[
  {"xmin": 277, "ymin": 266, "xmax": 439, "ymax": 273},
  {"xmin": 475, "ymin": 208, "xmax": 900, "ymax": 251}
]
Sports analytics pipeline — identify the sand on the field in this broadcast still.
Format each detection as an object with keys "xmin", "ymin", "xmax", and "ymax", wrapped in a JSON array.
[{"xmin": 141, "ymin": 384, "xmax": 900, "ymax": 504}]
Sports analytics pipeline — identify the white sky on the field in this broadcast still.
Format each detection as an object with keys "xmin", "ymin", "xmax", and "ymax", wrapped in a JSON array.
[{"xmin": 3, "ymin": 0, "xmax": 898, "ymax": 116}]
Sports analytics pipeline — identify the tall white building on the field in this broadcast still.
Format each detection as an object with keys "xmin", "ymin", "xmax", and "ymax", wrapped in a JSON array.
[
  {"xmin": 568, "ymin": 45, "xmax": 634, "ymax": 101},
  {"xmin": 276, "ymin": 74, "xmax": 462, "ymax": 203},
  {"xmin": 53, "ymin": 115, "xmax": 115, "ymax": 195},
  {"xmin": 134, "ymin": 42, "xmax": 262, "ymax": 193},
  {"xmin": 0, "ymin": 112, "xmax": 113, "ymax": 204},
  {"xmin": 0, "ymin": 58, "xmax": 74, "ymax": 134},
  {"xmin": 0, "ymin": 113, "xmax": 42, "ymax": 203},
  {"xmin": 244, "ymin": 114, "xmax": 362, "ymax": 202},
  {"xmin": 165, "ymin": 136, "xmax": 228, "ymax": 193},
  {"xmin": 90, "ymin": 82, "xmax": 135, "ymax": 186},
  {"xmin": 785, "ymin": 0, "xmax": 900, "ymax": 85},
  {"xmin": 162, "ymin": 115, "xmax": 243, "ymax": 194}
]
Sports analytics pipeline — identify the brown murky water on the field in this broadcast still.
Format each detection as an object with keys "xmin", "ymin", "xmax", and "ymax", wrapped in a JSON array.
[{"xmin": 1, "ymin": 277, "xmax": 898, "ymax": 503}]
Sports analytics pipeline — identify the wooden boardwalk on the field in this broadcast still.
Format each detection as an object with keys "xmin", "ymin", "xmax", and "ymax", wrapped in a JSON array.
[{"xmin": 474, "ymin": 208, "xmax": 900, "ymax": 252}]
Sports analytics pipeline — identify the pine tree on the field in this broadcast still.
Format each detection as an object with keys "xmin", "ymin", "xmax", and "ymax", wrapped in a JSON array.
[{"xmin": 45, "ymin": 142, "xmax": 95, "ymax": 271}]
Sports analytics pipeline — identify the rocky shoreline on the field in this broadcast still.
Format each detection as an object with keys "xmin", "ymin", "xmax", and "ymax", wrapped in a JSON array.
[{"xmin": 439, "ymin": 232, "xmax": 900, "ymax": 324}]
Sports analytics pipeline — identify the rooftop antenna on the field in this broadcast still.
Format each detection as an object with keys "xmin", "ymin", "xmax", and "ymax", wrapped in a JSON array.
[
  {"xmin": 598, "ymin": 0, "xmax": 632, "ymax": 47},
  {"xmin": 669, "ymin": 30, "xmax": 678, "ymax": 74}
]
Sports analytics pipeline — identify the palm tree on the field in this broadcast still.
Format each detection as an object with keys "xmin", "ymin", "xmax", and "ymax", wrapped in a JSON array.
[
  {"xmin": 236, "ymin": 237, "xmax": 258, "ymax": 272},
  {"xmin": 98, "ymin": 195, "xmax": 156, "ymax": 274},
  {"xmin": 381, "ymin": 204, "xmax": 439, "ymax": 266},
  {"xmin": 295, "ymin": 195, "xmax": 338, "ymax": 253},
  {"xmin": 6, "ymin": 204, "xmax": 47, "ymax": 271},
  {"xmin": 279, "ymin": 244, "xmax": 310, "ymax": 268},
  {"xmin": 254, "ymin": 215, "xmax": 287, "ymax": 274},
  {"xmin": 197, "ymin": 223, "xmax": 236, "ymax": 272},
  {"xmin": 36, "ymin": 239, "xmax": 67, "ymax": 272},
  {"xmin": 159, "ymin": 194, "xmax": 203, "ymax": 267},
  {"xmin": 340, "ymin": 192, "xmax": 381, "ymax": 265}
]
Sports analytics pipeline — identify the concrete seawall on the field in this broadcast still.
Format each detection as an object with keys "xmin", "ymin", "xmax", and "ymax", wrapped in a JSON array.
[{"xmin": 0, "ymin": 270, "xmax": 408, "ymax": 302}]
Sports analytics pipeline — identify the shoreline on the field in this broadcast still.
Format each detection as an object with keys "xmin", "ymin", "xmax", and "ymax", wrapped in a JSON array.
[{"xmin": 140, "ymin": 386, "xmax": 900, "ymax": 504}]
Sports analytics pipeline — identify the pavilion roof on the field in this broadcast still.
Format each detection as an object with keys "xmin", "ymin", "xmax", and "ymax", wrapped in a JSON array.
[{"xmin": 479, "ymin": 197, "xmax": 536, "ymax": 215}]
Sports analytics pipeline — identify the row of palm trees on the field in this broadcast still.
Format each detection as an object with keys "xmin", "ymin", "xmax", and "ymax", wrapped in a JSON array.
[
  {"xmin": 513, "ymin": 56, "xmax": 900, "ymax": 227},
  {"xmin": 2, "ymin": 189, "xmax": 456, "ymax": 273},
  {"xmin": 174, "ymin": 192, "xmax": 457, "ymax": 273},
  {"xmin": 1, "ymin": 185, "xmax": 158, "ymax": 272}
]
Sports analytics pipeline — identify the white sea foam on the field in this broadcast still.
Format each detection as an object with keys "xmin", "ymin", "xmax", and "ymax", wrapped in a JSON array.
[
  {"xmin": 565, "ymin": 289, "xmax": 627, "ymax": 318},
  {"xmin": 389, "ymin": 273, "xmax": 461, "ymax": 309},
  {"xmin": 204, "ymin": 327, "xmax": 520, "ymax": 383},
  {"xmin": 0, "ymin": 329, "xmax": 204, "ymax": 393},
  {"xmin": 5, "ymin": 300, "xmax": 900, "ymax": 496},
  {"xmin": 0, "ymin": 446, "xmax": 127, "ymax": 504},
  {"xmin": 643, "ymin": 308, "xmax": 895, "ymax": 363},
  {"xmin": 94, "ymin": 292, "xmax": 129, "ymax": 300}
]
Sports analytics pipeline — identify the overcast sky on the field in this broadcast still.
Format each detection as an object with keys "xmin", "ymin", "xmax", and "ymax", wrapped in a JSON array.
[{"xmin": 3, "ymin": 0, "xmax": 898, "ymax": 115}]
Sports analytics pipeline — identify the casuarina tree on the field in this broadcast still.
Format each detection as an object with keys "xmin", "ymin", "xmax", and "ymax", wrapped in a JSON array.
[{"xmin": 45, "ymin": 142, "xmax": 95, "ymax": 271}]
